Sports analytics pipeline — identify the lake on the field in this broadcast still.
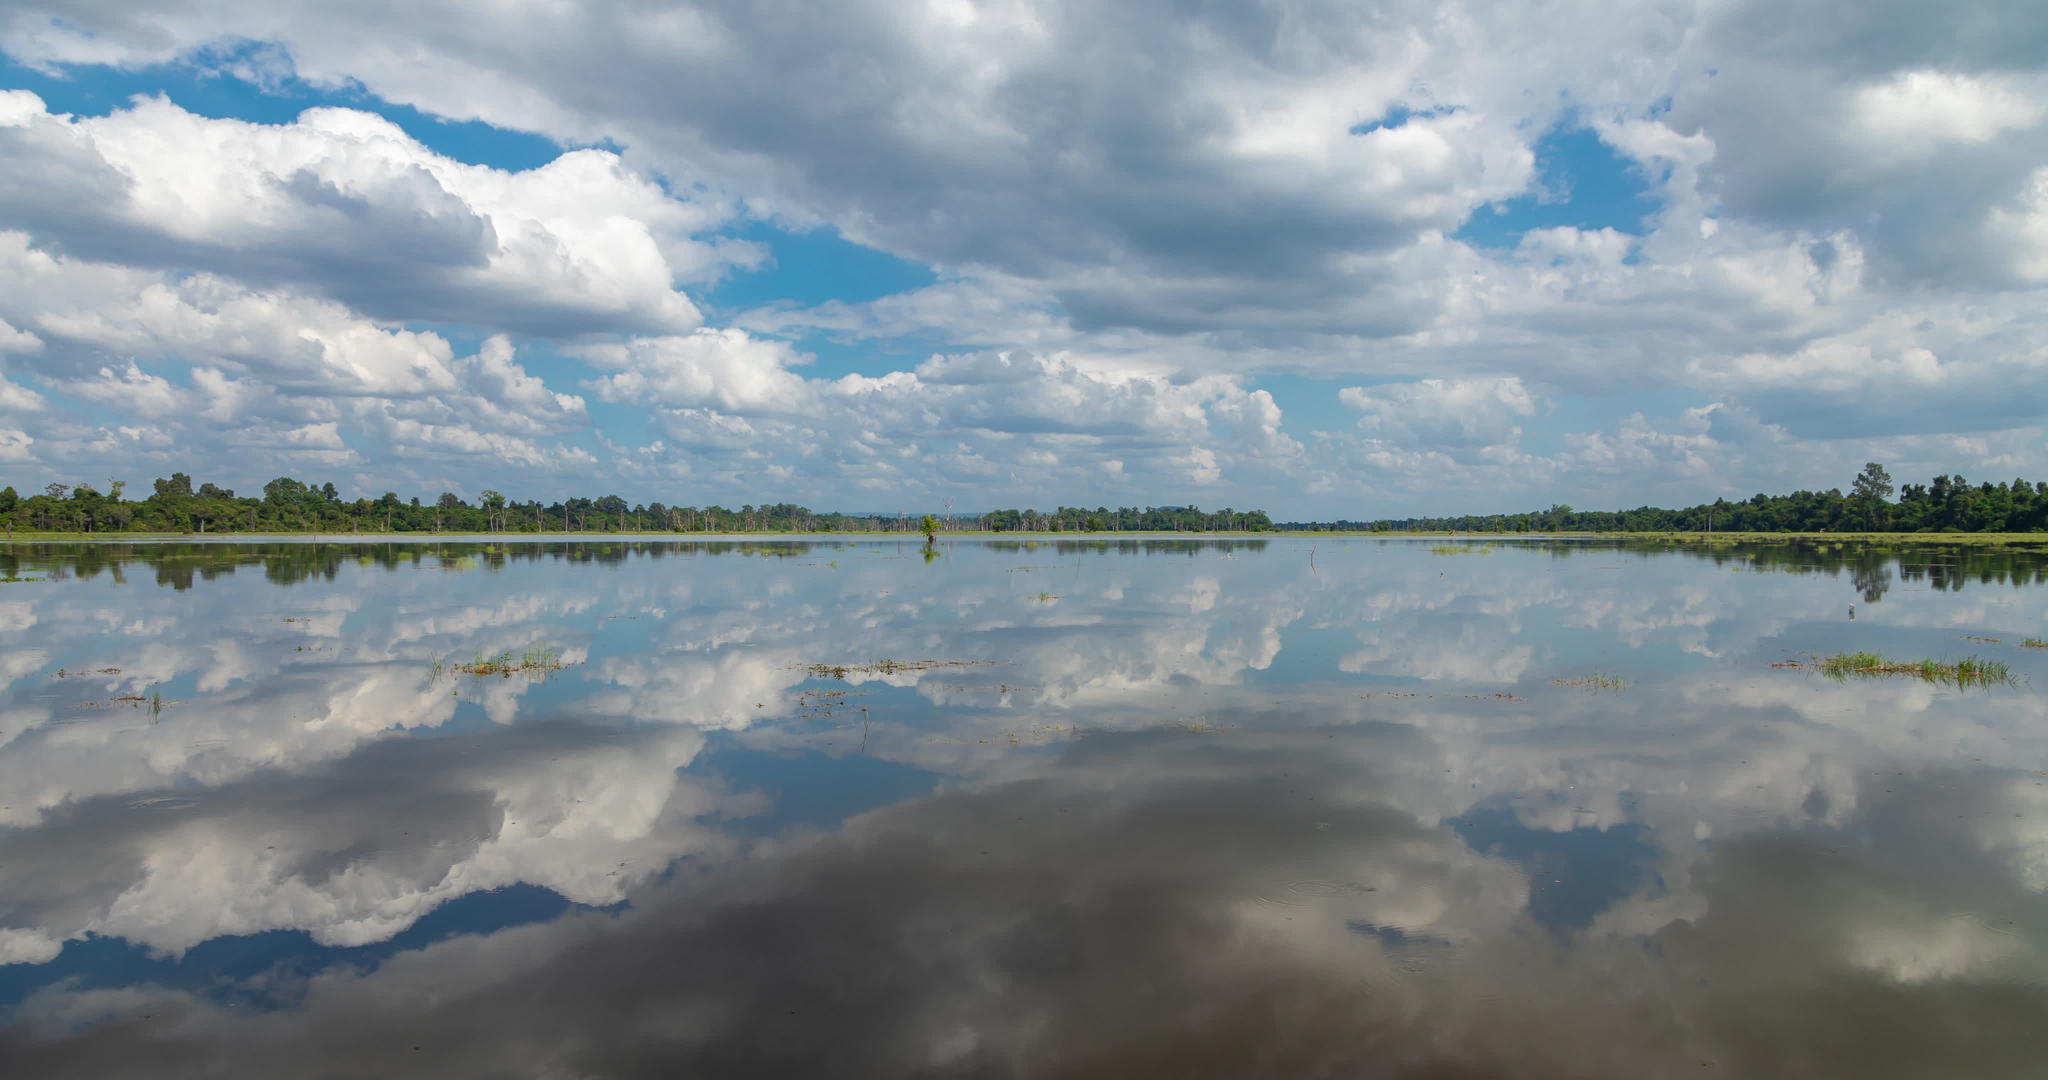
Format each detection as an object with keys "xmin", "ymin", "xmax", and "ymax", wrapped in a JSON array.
[{"xmin": 2, "ymin": 535, "xmax": 2046, "ymax": 1077}]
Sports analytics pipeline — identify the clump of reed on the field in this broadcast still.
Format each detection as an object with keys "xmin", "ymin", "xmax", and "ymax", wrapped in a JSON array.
[
  {"xmin": 2022, "ymin": 638, "xmax": 2047, "ymax": 649},
  {"xmin": 451, "ymin": 645, "xmax": 568, "ymax": 679},
  {"xmin": 1554, "ymin": 672, "xmax": 1627, "ymax": 690},
  {"xmin": 1815, "ymin": 651, "xmax": 2013, "ymax": 686},
  {"xmin": 804, "ymin": 659, "xmax": 992, "ymax": 680}
]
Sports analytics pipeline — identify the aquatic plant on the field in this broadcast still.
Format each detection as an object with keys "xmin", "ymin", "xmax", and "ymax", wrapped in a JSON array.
[
  {"xmin": 452, "ymin": 645, "xmax": 569, "ymax": 679},
  {"xmin": 1813, "ymin": 651, "xmax": 2013, "ymax": 686},
  {"xmin": 804, "ymin": 659, "xmax": 993, "ymax": 680},
  {"xmin": 2023, "ymin": 638, "xmax": 2047, "ymax": 648},
  {"xmin": 1554, "ymin": 673, "xmax": 1627, "ymax": 690}
]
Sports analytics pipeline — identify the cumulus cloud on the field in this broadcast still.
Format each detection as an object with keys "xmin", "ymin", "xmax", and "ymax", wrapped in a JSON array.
[
  {"xmin": 0, "ymin": 1, "xmax": 2046, "ymax": 510},
  {"xmin": 1340, "ymin": 376, "xmax": 1538, "ymax": 453},
  {"xmin": 0, "ymin": 232, "xmax": 603, "ymax": 489},
  {"xmin": 587, "ymin": 337, "xmax": 1305, "ymax": 499},
  {"xmin": 0, "ymin": 92, "xmax": 719, "ymax": 335}
]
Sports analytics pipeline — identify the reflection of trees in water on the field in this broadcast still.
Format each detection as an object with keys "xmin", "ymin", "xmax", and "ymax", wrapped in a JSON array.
[
  {"xmin": 1849, "ymin": 556, "xmax": 1891, "ymax": 604},
  {"xmin": 4, "ymin": 539, "xmax": 834, "ymax": 586},
  {"xmin": 1526, "ymin": 537, "xmax": 2048, "ymax": 604},
  {"xmin": 2, "ymin": 536, "xmax": 2038, "ymax": 599},
  {"xmin": 4, "ymin": 537, "xmax": 1278, "ymax": 587}
]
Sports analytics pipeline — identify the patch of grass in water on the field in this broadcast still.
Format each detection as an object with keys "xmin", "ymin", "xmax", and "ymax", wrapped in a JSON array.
[
  {"xmin": 804, "ymin": 659, "xmax": 993, "ymax": 680},
  {"xmin": 1554, "ymin": 672, "xmax": 1627, "ymax": 690},
  {"xmin": 1429, "ymin": 544, "xmax": 1495, "ymax": 556},
  {"xmin": 452, "ymin": 645, "xmax": 570, "ymax": 679},
  {"xmin": 1814, "ymin": 651, "xmax": 2014, "ymax": 686},
  {"xmin": 2023, "ymin": 638, "xmax": 2048, "ymax": 649}
]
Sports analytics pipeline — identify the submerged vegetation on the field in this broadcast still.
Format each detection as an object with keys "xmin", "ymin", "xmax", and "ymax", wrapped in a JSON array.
[{"xmin": 1803, "ymin": 651, "xmax": 2015, "ymax": 686}]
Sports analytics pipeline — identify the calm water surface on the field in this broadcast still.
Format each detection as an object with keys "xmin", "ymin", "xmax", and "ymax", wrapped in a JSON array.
[{"xmin": 2, "ymin": 536, "xmax": 2047, "ymax": 1077}]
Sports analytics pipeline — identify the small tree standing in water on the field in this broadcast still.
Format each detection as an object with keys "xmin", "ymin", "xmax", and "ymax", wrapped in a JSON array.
[{"xmin": 920, "ymin": 514, "xmax": 940, "ymax": 548}]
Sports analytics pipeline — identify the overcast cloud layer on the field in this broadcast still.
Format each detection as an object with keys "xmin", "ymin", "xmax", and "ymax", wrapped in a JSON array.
[{"xmin": 1, "ymin": 1, "xmax": 2046, "ymax": 515}]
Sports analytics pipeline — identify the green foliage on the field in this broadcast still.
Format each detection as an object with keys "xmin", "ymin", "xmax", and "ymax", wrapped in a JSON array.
[
  {"xmin": 1851, "ymin": 462, "xmax": 1894, "ymax": 530},
  {"xmin": 453, "ymin": 644, "xmax": 567, "ymax": 679},
  {"xmin": 1814, "ymin": 651, "xmax": 2013, "ymax": 686},
  {"xmin": 1323, "ymin": 464, "xmax": 2048, "ymax": 535},
  {"xmin": 0, "ymin": 477, "xmax": 1279, "ymax": 535}
]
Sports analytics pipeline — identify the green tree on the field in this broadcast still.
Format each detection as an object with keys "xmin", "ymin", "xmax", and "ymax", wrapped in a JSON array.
[
  {"xmin": 920, "ymin": 514, "xmax": 940, "ymax": 546},
  {"xmin": 1851, "ymin": 462, "xmax": 1894, "ymax": 529}
]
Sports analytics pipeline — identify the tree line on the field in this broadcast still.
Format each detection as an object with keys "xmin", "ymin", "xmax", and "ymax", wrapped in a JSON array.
[
  {"xmin": 1288, "ymin": 464, "xmax": 2048, "ymax": 534},
  {"xmin": 0, "ymin": 474, "xmax": 1275, "ymax": 534}
]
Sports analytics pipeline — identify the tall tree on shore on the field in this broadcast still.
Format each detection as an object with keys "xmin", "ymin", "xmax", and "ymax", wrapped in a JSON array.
[{"xmin": 1851, "ymin": 462, "xmax": 1895, "ymax": 530}]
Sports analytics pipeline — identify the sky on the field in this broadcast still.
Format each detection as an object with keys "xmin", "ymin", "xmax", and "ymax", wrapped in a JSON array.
[{"xmin": 0, "ymin": 1, "xmax": 2044, "ymax": 519}]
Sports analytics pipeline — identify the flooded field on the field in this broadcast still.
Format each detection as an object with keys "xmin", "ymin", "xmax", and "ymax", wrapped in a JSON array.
[{"xmin": 2, "ymin": 535, "xmax": 2047, "ymax": 1077}]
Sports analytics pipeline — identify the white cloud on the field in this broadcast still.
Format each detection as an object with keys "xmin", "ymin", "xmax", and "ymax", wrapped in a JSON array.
[
  {"xmin": 0, "ymin": 2, "xmax": 2045, "ymax": 512},
  {"xmin": 581, "ymin": 329, "xmax": 814, "ymax": 414},
  {"xmin": 1339, "ymin": 377, "xmax": 1538, "ymax": 455},
  {"xmin": 0, "ymin": 92, "xmax": 720, "ymax": 336},
  {"xmin": 593, "ymin": 342, "xmax": 1308, "ymax": 501},
  {"xmin": 1855, "ymin": 70, "xmax": 2045, "ymax": 150}
]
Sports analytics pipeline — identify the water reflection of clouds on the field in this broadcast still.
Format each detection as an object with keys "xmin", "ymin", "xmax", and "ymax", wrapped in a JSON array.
[
  {"xmin": 0, "ymin": 722, "xmax": 747, "ymax": 964},
  {"xmin": 1, "ymin": 538, "xmax": 2045, "ymax": 1072},
  {"xmin": 7, "ymin": 730, "xmax": 2047, "ymax": 1077},
  {"xmin": 1342, "ymin": 615, "xmax": 1535, "ymax": 683}
]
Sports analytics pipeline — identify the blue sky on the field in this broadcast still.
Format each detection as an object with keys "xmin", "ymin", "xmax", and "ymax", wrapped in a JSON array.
[{"xmin": 0, "ymin": 2, "xmax": 2044, "ymax": 517}]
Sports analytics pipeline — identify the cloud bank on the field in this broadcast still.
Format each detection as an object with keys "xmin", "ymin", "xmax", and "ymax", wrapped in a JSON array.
[{"xmin": 0, "ymin": 1, "xmax": 2043, "ymax": 513}]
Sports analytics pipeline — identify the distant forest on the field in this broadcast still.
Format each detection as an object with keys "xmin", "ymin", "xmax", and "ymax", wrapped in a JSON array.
[
  {"xmin": 0, "ymin": 474, "xmax": 1275, "ymax": 534},
  {"xmin": 1281, "ymin": 465, "xmax": 2048, "ymax": 534},
  {"xmin": 2, "ymin": 463, "xmax": 2041, "ymax": 536}
]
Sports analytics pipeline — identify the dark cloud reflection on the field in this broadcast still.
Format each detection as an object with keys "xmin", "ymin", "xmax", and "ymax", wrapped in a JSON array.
[{"xmin": 6, "ymin": 728, "xmax": 2045, "ymax": 1079}]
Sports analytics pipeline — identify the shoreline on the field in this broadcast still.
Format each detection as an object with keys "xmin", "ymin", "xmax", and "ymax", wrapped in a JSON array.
[{"xmin": 3, "ymin": 529, "xmax": 2045, "ymax": 544}]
